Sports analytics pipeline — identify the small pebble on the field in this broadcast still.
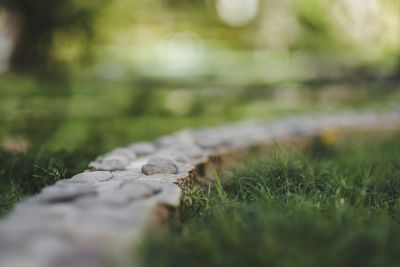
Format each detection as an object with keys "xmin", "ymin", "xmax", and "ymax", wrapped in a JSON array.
[{"xmin": 142, "ymin": 157, "xmax": 179, "ymax": 175}]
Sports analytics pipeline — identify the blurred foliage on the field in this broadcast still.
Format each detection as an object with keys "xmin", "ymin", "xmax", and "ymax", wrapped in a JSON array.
[
  {"xmin": 0, "ymin": 0, "xmax": 105, "ymax": 73},
  {"xmin": 1, "ymin": 0, "xmax": 399, "ymax": 77},
  {"xmin": 1, "ymin": 74, "xmax": 399, "ymax": 153},
  {"xmin": 95, "ymin": 0, "xmax": 400, "ymax": 77},
  {"xmin": 1, "ymin": 74, "xmax": 399, "ymax": 154}
]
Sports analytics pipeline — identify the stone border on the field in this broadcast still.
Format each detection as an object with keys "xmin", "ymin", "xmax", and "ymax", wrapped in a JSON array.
[{"xmin": 0, "ymin": 110, "xmax": 399, "ymax": 267}]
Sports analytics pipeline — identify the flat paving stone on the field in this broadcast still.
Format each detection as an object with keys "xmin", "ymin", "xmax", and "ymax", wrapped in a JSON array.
[
  {"xmin": 108, "ymin": 148, "xmax": 137, "ymax": 161},
  {"xmin": 142, "ymin": 157, "xmax": 179, "ymax": 175},
  {"xmin": 89, "ymin": 155, "xmax": 129, "ymax": 171},
  {"xmin": 69, "ymin": 171, "xmax": 113, "ymax": 183},
  {"xmin": 128, "ymin": 142, "xmax": 156, "ymax": 156},
  {"xmin": 37, "ymin": 183, "xmax": 97, "ymax": 203}
]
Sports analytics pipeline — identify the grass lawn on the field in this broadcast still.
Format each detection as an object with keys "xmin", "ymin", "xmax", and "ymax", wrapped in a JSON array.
[
  {"xmin": 0, "ymin": 149, "xmax": 93, "ymax": 216},
  {"xmin": 138, "ymin": 132, "xmax": 400, "ymax": 267}
]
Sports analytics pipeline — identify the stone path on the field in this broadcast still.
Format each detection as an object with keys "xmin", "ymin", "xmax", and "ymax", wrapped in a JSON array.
[{"xmin": 0, "ymin": 110, "xmax": 399, "ymax": 267}]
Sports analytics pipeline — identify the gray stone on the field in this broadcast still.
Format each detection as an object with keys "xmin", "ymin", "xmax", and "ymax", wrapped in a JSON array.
[
  {"xmin": 89, "ymin": 155, "xmax": 129, "ymax": 171},
  {"xmin": 94, "ymin": 180, "xmax": 123, "ymax": 193},
  {"xmin": 110, "ymin": 170, "xmax": 143, "ymax": 181},
  {"xmin": 147, "ymin": 157, "xmax": 176, "ymax": 165},
  {"xmin": 156, "ymin": 149, "xmax": 191, "ymax": 163},
  {"xmin": 69, "ymin": 171, "xmax": 113, "ymax": 183},
  {"xmin": 0, "ymin": 256, "xmax": 50, "ymax": 267},
  {"xmin": 195, "ymin": 135, "xmax": 231, "ymax": 149},
  {"xmin": 136, "ymin": 173, "xmax": 181, "ymax": 183},
  {"xmin": 155, "ymin": 136, "xmax": 177, "ymax": 147},
  {"xmin": 108, "ymin": 148, "xmax": 137, "ymax": 161},
  {"xmin": 96, "ymin": 181, "xmax": 161, "ymax": 205},
  {"xmin": 177, "ymin": 144, "xmax": 205, "ymax": 159},
  {"xmin": 142, "ymin": 157, "xmax": 179, "ymax": 175},
  {"xmin": 38, "ymin": 184, "xmax": 97, "ymax": 203},
  {"xmin": 128, "ymin": 142, "xmax": 156, "ymax": 156},
  {"xmin": 173, "ymin": 129, "xmax": 196, "ymax": 145},
  {"xmin": 154, "ymin": 183, "xmax": 182, "ymax": 207}
]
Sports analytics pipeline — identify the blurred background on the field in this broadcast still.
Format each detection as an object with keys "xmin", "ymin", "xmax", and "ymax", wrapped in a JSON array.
[{"xmin": 1, "ymin": 0, "xmax": 399, "ymax": 155}]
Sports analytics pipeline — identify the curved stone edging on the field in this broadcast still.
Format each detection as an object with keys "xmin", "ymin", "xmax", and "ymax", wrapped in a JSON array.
[{"xmin": 0, "ymin": 110, "xmax": 399, "ymax": 267}]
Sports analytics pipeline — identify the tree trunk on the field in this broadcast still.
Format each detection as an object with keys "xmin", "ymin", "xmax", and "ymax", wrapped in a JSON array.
[{"xmin": 0, "ymin": 9, "xmax": 22, "ymax": 72}]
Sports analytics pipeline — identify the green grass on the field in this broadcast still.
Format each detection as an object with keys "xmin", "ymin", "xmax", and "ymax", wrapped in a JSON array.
[
  {"xmin": 138, "ymin": 132, "xmax": 400, "ymax": 267},
  {"xmin": 0, "ymin": 149, "xmax": 93, "ymax": 216}
]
